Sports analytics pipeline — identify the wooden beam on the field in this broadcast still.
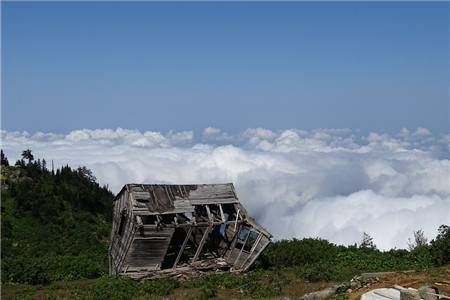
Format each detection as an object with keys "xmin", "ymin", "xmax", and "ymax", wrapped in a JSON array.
[
  {"xmin": 189, "ymin": 199, "xmax": 239, "ymax": 205},
  {"xmin": 234, "ymin": 209, "xmax": 240, "ymax": 232},
  {"xmin": 172, "ymin": 226, "xmax": 193, "ymax": 269},
  {"xmin": 205, "ymin": 205, "xmax": 212, "ymax": 223},
  {"xmin": 226, "ymin": 224, "xmax": 242, "ymax": 262},
  {"xmin": 219, "ymin": 204, "xmax": 226, "ymax": 223},
  {"xmin": 192, "ymin": 225, "xmax": 213, "ymax": 263}
]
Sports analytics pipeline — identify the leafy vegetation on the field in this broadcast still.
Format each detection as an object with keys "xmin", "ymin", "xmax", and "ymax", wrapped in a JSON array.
[
  {"xmin": 1, "ymin": 150, "xmax": 114, "ymax": 284},
  {"xmin": 89, "ymin": 276, "xmax": 179, "ymax": 300},
  {"xmin": 256, "ymin": 233, "xmax": 448, "ymax": 283},
  {"xmin": 430, "ymin": 224, "xmax": 450, "ymax": 266},
  {"xmin": 181, "ymin": 269, "xmax": 288, "ymax": 299}
]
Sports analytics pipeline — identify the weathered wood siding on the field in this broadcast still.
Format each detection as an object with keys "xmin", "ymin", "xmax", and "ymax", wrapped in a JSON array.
[
  {"xmin": 109, "ymin": 190, "xmax": 136, "ymax": 274},
  {"xmin": 241, "ymin": 235, "xmax": 271, "ymax": 270},
  {"xmin": 122, "ymin": 225, "xmax": 175, "ymax": 272}
]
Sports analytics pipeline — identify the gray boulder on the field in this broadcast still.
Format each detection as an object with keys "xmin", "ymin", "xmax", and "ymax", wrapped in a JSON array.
[
  {"xmin": 400, "ymin": 289, "xmax": 420, "ymax": 300},
  {"xmin": 418, "ymin": 286, "xmax": 439, "ymax": 300}
]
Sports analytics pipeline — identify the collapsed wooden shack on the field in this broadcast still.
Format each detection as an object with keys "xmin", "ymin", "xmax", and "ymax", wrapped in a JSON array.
[{"xmin": 109, "ymin": 183, "xmax": 272, "ymax": 280}]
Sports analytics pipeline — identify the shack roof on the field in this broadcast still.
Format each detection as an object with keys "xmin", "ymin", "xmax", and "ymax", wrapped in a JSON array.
[{"xmin": 116, "ymin": 183, "xmax": 239, "ymax": 214}]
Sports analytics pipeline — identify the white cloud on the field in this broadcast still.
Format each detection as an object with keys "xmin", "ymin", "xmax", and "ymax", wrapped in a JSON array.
[
  {"xmin": 259, "ymin": 190, "xmax": 449, "ymax": 250},
  {"xmin": 202, "ymin": 127, "xmax": 232, "ymax": 142},
  {"xmin": 239, "ymin": 127, "xmax": 277, "ymax": 141},
  {"xmin": 1, "ymin": 127, "xmax": 449, "ymax": 250},
  {"xmin": 415, "ymin": 127, "xmax": 432, "ymax": 136}
]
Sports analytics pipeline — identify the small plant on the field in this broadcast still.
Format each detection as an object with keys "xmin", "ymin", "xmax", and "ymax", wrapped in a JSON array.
[
  {"xmin": 361, "ymin": 277, "xmax": 368, "ymax": 286},
  {"xmin": 198, "ymin": 285, "xmax": 217, "ymax": 300}
]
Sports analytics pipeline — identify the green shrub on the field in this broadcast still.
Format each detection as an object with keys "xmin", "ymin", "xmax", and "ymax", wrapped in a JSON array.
[
  {"xmin": 89, "ymin": 276, "xmax": 178, "ymax": 300},
  {"xmin": 409, "ymin": 245, "xmax": 433, "ymax": 270},
  {"xmin": 181, "ymin": 270, "xmax": 282, "ymax": 299},
  {"xmin": 1, "ymin": 255, "xmax": 106, "ymax": 284},
  {"xmin": 198, "ymin": 285, "xmax": 218, "ymax": 300},
  {"xmin": 430, "ymin": 225, "xmax": 450, "ymax": 266},
  {"xmin": 296, "ymin": 261, "xmax": 345, "ymax": 282},
  {"xmin": 140, "ymin": 277, "xmax": 179, "ymax": 295},
  {"xmin": 258, "ymin": 238, "xmax": 339, "ymax": 269}
]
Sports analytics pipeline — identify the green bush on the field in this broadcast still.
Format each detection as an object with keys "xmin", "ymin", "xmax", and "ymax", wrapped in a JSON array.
[
  {"xmin": 1, "ymin": 255, "xmax": 106, "ymax": 284},
  {"xmin": 409, "ymin": 245, "xmax": 433, "ymax": 270},
  {"xmin": 255, "ymin": 233, "xmax": 444, "ymax": 283},
  {"xmin": 89, "ymin": 276, "xmax": 179, "ymax": 300},
  {"xmin": 181, "ymin": 269, "xmax": 285, "ymax": 299},
  {"xmin": 296, "ymin": 261, "xmax": 343, "ymax": 282},
  {"xmin": 258, "ymin": 238, "xmax": 339, "ymax": 269},
  {"xmin": 430, "ymin": 225, "xmax": 450, "ymax": 266}
]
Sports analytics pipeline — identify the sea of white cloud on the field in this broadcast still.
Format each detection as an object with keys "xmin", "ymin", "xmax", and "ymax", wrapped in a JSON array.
[{"xmin": 1, "ymin": 126, "xmax": 449, "ymax": 250}]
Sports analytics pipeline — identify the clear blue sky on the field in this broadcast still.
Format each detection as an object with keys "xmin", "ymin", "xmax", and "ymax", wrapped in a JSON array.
[{"xmin": 2, "ymin": 1, "xmax": 449, "ymax": 137}]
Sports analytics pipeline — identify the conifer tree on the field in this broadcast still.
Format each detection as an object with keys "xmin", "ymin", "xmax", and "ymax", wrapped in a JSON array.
[
  {"xmin": 1, "ymin": 149, "xmax": 9, "ymax": 166},
  {"xmin": 360, "ymin": 231, "xmax": 376, "ymax": 249},
  {"xmin": 21, "ymin": 149, "xmax": 34, "ymax": 165}
]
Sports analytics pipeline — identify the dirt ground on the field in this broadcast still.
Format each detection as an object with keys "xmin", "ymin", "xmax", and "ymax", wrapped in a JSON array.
[
  {"xmin": 2, "ymin": 268, "xmax": 450, "ymax": 300},
  {"xmin": 347, "ymin": 269, "xmax": 450, "ymax": 300}
]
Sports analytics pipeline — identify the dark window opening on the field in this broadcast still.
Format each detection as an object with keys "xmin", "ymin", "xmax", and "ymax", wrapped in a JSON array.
[
  {"xmin": 193, "ymin": 205, "xmax": 209, "ymax": 222},
  {"xmin": 144, "ymin": 215, "xmax": 158, "ymax": 225},
  {"xmin": 118, "ymin": 214, "xmax": 126, "ymax": 236},
  {"xmin": 235, "ymin": 228, "xmax": 249, "ymax": 250},
  {"xmin": 243, "ymin": 232, "xmax": 259, "ymax": 252},
  {"xmin": 208, "ymin": 204, "xmax": 223, "ymax": 222},
  {"xmin": 222, "ymin": 204, "xmax": 237, "ymax": 221},
  {"xmin": 162, "ymin": 227, "xmax": 189, "ymax": 269}
]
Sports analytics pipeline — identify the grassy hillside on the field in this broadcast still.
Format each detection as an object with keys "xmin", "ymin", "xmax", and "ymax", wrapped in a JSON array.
[{"xmin": 1, "ymin": 150, "xmax": 115, "ymax": 284}]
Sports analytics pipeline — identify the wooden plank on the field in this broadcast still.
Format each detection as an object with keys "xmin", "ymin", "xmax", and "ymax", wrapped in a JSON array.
[
  {"xmin": 189, "ymin": 198, "xmax": 239, "ymax": 205},
  {"xmin": 124, "ymin": 265, "xmax": 160, "ymax": 272},
  {"xmin": 218, "ymin": 204, "xmax": 226, "ymax": 222},
  {"xmin": 188, "ymin": 184, "xmax": 236, "ymax": 199},
  {"xmin": 127, "ymin": 251, "xmax": 169, "ymax": 257},
  {"xmin": 134, "ymin": 237, "xmax": 167, "ymax": 240},
  {"xmin": 205, "ymin": 205, "xmax": 212, "ymax": 222},
  {"xmin": 133, "ymin": 201, "xmax": 148, "ymax": 208},
  {"xmin": 174, "ymin": 199, "xmax": 194, "ymax": 211},
  {"xmin": 133, "ymin": 208, "xmax": 195, "ymax": 215},
  {"xmin": 426, "ymin": 292, "xmax": 450, "ymax": 299},
  {"xmin": 192, "ymin": 225, "xmax": 213, "ymax": 263},
  {"xmin": 127, "ymin": 251, "xmax": 168, "ymax": 259},
  {"xmin": 124, "ymin": 229, "xmax": 174, "ymax": 269},
  {"xmin": 361, "ymin": 271, "xmax": 415, "ymax": 278},
  {"xmin": 173, "ymin": 226, "xmax": 193, "ymax": 269},
  {"xmin": 118, "ymin": 218, "xmax": 137, "ymax": 273}
]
